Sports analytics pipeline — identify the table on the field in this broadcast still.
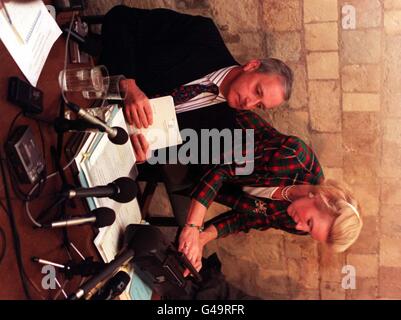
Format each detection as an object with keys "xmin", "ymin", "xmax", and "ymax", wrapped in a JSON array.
[{"xmin": 0, "ymin": 6, "xmax": 100, "ymax": 300}]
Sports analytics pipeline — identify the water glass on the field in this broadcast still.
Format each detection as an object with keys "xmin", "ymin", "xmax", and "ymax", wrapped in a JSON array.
[{"xmin": 59, "ymin": 65, "xmax": 109, "ymax": 94}]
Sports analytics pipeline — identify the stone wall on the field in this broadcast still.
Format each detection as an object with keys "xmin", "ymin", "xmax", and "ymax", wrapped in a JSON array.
[{"xmin": 85, "ymin": 0, "xmax": 401, "ymax": 299}]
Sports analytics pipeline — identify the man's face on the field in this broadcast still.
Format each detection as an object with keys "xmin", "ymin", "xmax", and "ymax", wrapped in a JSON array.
[
  {"xmin": 287, "ymin": 195, "xmax": 335, "ymax": 243},
  {"xmin": 225, "ymin": 61, "xmax": 286, "ymax": 110}
]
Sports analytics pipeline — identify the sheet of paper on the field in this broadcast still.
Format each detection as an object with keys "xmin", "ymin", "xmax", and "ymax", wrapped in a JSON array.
[
  {"xmin": 76, "ymin": 107, "xmax": 141, "ymax": 257},
  {"xmin": 0, "ymin": 0, "xmax": 62, "ymax": 86},
  {"xmin": 128, "ymin": 96, "xmax": 182, "ymax": 150}
]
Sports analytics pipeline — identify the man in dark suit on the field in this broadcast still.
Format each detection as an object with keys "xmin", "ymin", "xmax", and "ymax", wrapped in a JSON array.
[{"xmin": 99, "ymin": 5, "xmax": 293, "ymax": 161}]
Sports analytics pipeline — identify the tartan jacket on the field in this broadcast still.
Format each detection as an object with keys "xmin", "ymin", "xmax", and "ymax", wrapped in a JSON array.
[{"xmin": 190, "ymin": 110, "xmax": 325, "ymax": 238}]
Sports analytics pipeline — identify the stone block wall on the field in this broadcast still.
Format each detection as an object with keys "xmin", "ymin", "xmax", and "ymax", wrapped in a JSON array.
[{"xmin": 85, "ymin": 0, "xmax": 401, "ymax": 299}]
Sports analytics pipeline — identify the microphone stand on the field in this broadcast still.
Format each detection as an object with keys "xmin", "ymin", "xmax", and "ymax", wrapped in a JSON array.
[
  {"xmin": 54, "ymin": 99, "xmax": 76, "ymax": 255},
  {"xmin": 32, "ymin": 256, "xmax": 105, "ymax": 279},
  {"xmin": 35, "ymin": 98, "xmax": 78, "ymax": 257}
]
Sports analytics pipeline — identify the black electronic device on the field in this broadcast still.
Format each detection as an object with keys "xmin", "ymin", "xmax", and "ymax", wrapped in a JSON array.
[
  {"xmin": 69, "ymin": 224, "xmax": 201, "ymax": 300},
  {"xmin": 124, "ymin": 224, "xmax": 202, "ymax": 297},
  {"xmin": 7, "ymin": 77, "xmax": 43, "ymax": 114},
  {"xmin": 5, "ymin": 126, "xmax": 45, "ymax": 184},
  {"xmin": 54, "ymin": 0, "xmax": 86, "ymax": 11}
]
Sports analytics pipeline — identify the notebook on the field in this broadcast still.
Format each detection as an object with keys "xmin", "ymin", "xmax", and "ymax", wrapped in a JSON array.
[{"xmin": 127, "ymin": 96, "xmax": 182, "ymax": 151}]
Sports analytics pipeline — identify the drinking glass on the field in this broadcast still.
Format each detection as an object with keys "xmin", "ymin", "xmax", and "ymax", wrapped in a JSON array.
[{"xmin": 58, "ymin": 65, "xmax": 109, "ymax": 94}]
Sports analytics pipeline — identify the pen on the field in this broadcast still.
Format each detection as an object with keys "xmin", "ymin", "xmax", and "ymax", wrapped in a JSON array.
[{"xmin": 0, "ymin": 0, "xmax": 25, "ymax": 44}]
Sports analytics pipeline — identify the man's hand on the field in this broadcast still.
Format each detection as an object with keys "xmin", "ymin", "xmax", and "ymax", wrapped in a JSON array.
[
  {"xmin": 130, "ymin": 133, "xmax": 150, "ymax": 163},
  {"xmin": 121, "ymin": 79, "xmax": 153, "ymax": 128}
]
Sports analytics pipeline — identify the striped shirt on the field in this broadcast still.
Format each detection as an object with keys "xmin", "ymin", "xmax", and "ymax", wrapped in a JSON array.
[{"xmin": 175, "ymin": 65, "xmax": 238, "ymax": 114}]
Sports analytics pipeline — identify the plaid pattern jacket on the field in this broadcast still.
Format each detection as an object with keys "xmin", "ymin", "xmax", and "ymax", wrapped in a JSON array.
[{"xmin": 190, "ymin": 110, "xmax": 325, "ymax": 238}]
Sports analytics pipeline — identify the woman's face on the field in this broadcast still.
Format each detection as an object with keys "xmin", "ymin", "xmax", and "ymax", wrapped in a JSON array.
[{"xmin": 287, "ymin": 195, "xmax": 335, "ymax": 242}]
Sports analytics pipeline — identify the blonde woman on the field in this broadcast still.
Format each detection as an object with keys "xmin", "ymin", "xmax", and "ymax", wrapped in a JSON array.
[
  {"xmin": 177, "ymin": 110, "xmax": 362, "ymax": 275},
  {"xmin": 183, "ymin": 180, "xmax": 362, "ymax": 275}
]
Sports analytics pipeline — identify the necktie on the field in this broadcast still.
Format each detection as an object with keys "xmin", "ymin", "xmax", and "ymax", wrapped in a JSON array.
[{"xmin": 169, "ymin": 83, "xmax": 219, "ymax": 106}]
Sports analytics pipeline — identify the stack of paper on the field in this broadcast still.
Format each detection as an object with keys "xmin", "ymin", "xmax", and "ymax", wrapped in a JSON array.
[
  {"xmin": 74, "ymin": 105, "xmax": 152, "ymax": 300},
  {"xmin": 0, "ymin": 0, "xmax": 62, "ymax": 86}
]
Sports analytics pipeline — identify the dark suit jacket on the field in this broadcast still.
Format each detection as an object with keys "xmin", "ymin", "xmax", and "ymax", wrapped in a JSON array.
[{"xmin": 100, "ymin": 5, "xmax": 239, "ymax": 135}]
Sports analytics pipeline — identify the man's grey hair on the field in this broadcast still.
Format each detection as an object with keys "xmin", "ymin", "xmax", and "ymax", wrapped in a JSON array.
[{"xmin": 257, "ymin": 58, "xmax": 294, "ymax": 101}]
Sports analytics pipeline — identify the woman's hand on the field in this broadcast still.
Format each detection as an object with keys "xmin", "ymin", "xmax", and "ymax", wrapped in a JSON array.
[
  {"xmin": 182, "ymin": 241, "xmax": 204, "ymax": 278},
  {"xmin": 121, "ymin": 79, "xmax": 153, "ymax": 128},
  {"xmin": 179, "ymin": 226, "xmax": 201, "ymax": 273},
  {"xmin": 180, "ymin": 225, "xmax": 219, "ymax": 277}
]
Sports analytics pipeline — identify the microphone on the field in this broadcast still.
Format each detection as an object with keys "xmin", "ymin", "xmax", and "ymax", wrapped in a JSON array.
[
  {"xmin": 31, "ymin": 256, "xmax": 105, "ymax": 278},
  {"xmin": 62, "ymin": 177, "xmax": 137, "ymax": 204},
  {"xmin": 69, "ymin": 224, "xmax": 198, "ymax": 300},
  {"xmin": 69, "ymin": 224, "xmax": 145, "ymax": 300},
  {"xmin": 66, "ymin": 102, "xmax": 128, "ymax": 145},
  {"xmin": 68, "ymin": 245, "xmax": 135, "ymax": 300},
  {"xmin": 90, "ymin": 271, "xmax": 131, "ymax": 300},
  {"xmin": 42, "ymin": 207, "xmax": 115, "ymax": 229}
]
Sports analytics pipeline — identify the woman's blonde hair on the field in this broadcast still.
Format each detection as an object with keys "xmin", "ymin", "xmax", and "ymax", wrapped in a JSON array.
[{"xmin": 314, "ymin": 179, "xmax": 363, "ymax": 253}]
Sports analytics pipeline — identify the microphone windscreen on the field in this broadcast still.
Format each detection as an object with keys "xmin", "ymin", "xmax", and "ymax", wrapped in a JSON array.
[
  {"xmin": 124, "ymin": 224, "xmax": 167, "ymax": 256},
  {"xmin": 108, "ymin": 271, "xmax": 131, "ymax": 289},
  {"xmin": 109, "ymin": 126, "xmax": 128, "ymax": 145},
  {"xmin": 111, "ymin": 177, "xmax": 138, "ymax": 203},
  {"xmin": 93, "ymin": 207, "xmax": 116, "ymax": 228}
]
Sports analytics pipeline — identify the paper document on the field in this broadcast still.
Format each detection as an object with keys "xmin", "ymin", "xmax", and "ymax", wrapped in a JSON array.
[
  {"xmin": 128, "ymin": 96, "xmax": 182, "ymax": 151},
  {"xmin": 74, "ymin": 107, "xmax": 142, "ymax": 261},
  {"xmin": 73, "ymin": 107, "xmax": 140, "ymax": 258},
  {"xmin": 74, "ymin": 106, "xmax": 152, "ymax": 299},
  {"xmin": 0, "ymin": 0, "xmax": 62, "ymax": 86}
]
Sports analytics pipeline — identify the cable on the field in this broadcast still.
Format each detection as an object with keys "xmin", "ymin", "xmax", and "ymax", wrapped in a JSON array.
[
  {"xmin": 0, "ymin": 149, "xmax": 31, "ymax": 299},
  {"xmin": 25, "ymin": 156, "xmax": 78, "ymax": 228},
  {"xmin": 0, "ymin": 174, "xmax": 45, "ymax": 299},
  {"xmin": 0, "ymin": 199, "xmax": 8, "ymax": 214},
  {"xmin": 7, "ymin": 111, "xmax": 23, "ymax": 140},
  {"xmin": 34, "ymin": 117, "xmax": 48, "ymax": 195},
  {"xmin": 0, "ymin": 223, "xmax": 6, "ymax": 267},
  {"xmin": 61, "ymin": 12, "xmax": 76, "ymax": 105}
]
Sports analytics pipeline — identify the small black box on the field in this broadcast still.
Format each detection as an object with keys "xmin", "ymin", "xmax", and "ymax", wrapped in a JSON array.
[
  {"xmin": 5, "ymin": 126, "xmax": 45, "ymax": 184},
  {"xmin": 7, "ymin": 77, "xmax": 43, "ymax": 114}
]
